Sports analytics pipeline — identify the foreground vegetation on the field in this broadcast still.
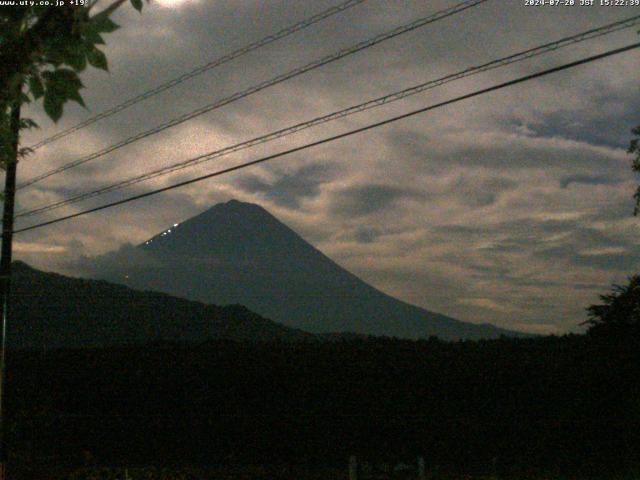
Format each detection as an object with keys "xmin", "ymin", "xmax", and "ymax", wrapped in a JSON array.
[
  {"xmin": 4, "ymin": 331, "xmax": 639, "ymax": 480},
  {"xmin": 2, "ymin": 276, "xmax": 637, "ymax": 479},
  {"xmin": 44, "ymin": 465, "xmax": 640, "ymax": 480}
]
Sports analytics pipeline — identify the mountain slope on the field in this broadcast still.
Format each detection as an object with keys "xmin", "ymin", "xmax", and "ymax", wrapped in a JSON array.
[
  {"xmin": 94, "ymin": 200, "xmax": 522, "ymax": 340},
  {"xmin": 8, "ymin": 261, "xmax": 311, "ymax": 349}
]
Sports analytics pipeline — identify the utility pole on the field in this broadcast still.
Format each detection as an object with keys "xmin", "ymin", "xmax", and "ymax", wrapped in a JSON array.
[{"xmin": 0, "ymin": 93, "xmax": 22, "ymax": 480}]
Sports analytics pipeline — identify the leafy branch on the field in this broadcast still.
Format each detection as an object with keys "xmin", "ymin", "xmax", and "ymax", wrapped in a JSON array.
[
  {"xmin": 0, "ymin": 0, "xmax": 149, "ymax": 170},
  {"xmin": 628, "ymin": 125, "xmax": 640, "ymax": 215}
]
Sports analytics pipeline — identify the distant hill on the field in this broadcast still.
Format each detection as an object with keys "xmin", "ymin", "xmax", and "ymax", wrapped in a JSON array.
[
  {"xmin": 90, "ymin": 199, "xmax": 524, "ymax": 340},
  {"xmin": 8, "ymin": 261, "xmax": 312, "ymax": 349}
]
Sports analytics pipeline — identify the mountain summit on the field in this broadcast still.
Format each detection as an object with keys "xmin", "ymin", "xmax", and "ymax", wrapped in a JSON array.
[{"xmin": 96, "ymin": 199, "xmax": 522, "ymax": 340}]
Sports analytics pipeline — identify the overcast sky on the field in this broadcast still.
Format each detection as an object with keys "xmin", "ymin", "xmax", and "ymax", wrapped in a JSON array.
[{"xmin": 11, "ymin": 0, "xmax": 640, "ymax": 334}]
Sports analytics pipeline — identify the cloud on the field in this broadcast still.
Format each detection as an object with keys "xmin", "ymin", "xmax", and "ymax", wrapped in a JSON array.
[
  {"xmin": 71, "ymin": 243, "xmax": 161, "ymax": 280},
  {"xmin": 235, "ymin": 163, "xmax": 335, "ymax": 208},
  {"xmin": 559, "ymin": 174, "xmax": 619, "ymax": 189},
  {"xmin": 330, "ymin": 184, "xmax": 425, "ymax": 217},
  {"xmin": 353, "ymin": 226, "xmax": 380, "ymax": 244},
  {"xmin": 450, "ymin": 175, "xmax": 518, "ymax": 207},
  {"xmin": 13, "ymin": 242, "xmax": 66, "ymax": 254},
  {"xmin": 458, "ymin": 297, "xmax": 519, "ymax": 315},
  {"xmin": 503, "ymin": 89, "xmax": 640, "ymax": 150}
]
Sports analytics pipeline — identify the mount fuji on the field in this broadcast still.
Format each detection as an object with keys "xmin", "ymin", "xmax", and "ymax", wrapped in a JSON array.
[{"xmin": 92, "ymin": 200, "xmax": 523, "ymax": 340}]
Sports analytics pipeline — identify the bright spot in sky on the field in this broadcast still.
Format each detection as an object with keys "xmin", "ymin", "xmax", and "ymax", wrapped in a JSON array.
[
  {"xmin": 155, "ymin": 0, "xmax": 194, "ymax": 7},
  {"xmin": 174, "ymin": 224, "xmax": 179, "ymax": 227}
]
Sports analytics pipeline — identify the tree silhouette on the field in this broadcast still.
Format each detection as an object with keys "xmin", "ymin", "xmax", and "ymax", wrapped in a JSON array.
[
  {"xmin": 1, "ymin": 0, "xmax": 150, "ymax": 170},
  {"xmin": 627, "ymin": 126, "xmax": 640, "ymax": 215},
  {"xmin": 584, "ymin": 275, "xmax": 640, "ymax": 339},
  {"xmin": 0, "ymin": 3, "xmax": 148, "ymax": 477}
]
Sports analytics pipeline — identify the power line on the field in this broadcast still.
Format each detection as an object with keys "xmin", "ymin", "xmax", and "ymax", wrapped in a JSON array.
[
  {"xmin": 15, "ymin": 14, "xmax": 640, "ymax": 219},
  {"xmin": 16, "ymin": 0, "xmax": 488, "ymax": 190},
  {"xmin": 13, "ymin": 42, "xmax": 640, "ymax": 235},
  {"xmin": 26, "ymin": 0, "xmax": 369, "ymax": 151}
]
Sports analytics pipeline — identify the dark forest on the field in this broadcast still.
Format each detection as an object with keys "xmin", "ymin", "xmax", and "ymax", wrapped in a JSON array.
[{"xmin": 6, "ymin": 332, "xmax": 639, "ymax": 479}]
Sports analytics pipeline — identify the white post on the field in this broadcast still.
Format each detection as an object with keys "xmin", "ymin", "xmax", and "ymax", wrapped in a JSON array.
[
  {"xmin": 418, "ymin": 456, "xmax": 426, "ymax": 480},
  {"xmin": 349, "ymin": 455, "xmax": 358, "ymax": 480}
]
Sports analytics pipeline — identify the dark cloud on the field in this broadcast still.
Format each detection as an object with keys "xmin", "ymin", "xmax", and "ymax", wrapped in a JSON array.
[
  {"xmin": 71, "ymin": 243, "xmax": 161, "ymax": 280},
  {"xmin": 452, "ymin": 176, "xmax": 518, "ymax": 207},
  {"xmin": 235, "ymin": 163, "xmax": 334, "ymax": 208},
  {"xmin": 573, "ymin": 251, "xmax": 639, "ymax": 271},
  {"xmin": 559, "ymin": 174, "xmax": 619, "ymax": 189},
  {"xmin": 504, "ymin": 89, "xmax": 640, "ymax": 150},
  {"xmin": 353, "ymin": 226, "xmax": 380, "ymax": 244},
  {"xmin": 330, "ymin": 184, "xmax": 424, "ymax": 217}
]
